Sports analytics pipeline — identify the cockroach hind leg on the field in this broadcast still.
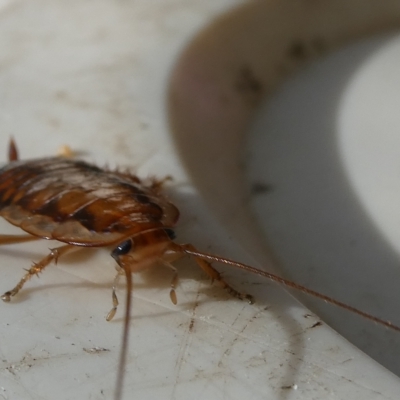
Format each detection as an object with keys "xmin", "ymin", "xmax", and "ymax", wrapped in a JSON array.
[{"xmin": 1, "ymin": 244, "xmax": 75, "ymax": 302}]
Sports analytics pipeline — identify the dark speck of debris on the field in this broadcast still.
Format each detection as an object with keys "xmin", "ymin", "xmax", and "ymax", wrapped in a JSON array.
[
  {"xmin": 235, "ymin": 66, "xmax": 264, "ymax": 106},
  {"xmin": 251, "ymin": 182, "xmax": 274, "ymax": 195},
  {"xmin": 281, "ymin": 384, "xmax": 298, "ymax": 390},
  {"xmin": 310, "ymin": 321, "xmax": 322, "ymax": 329},
  {"xmin": 189, "ymin": 318, "xmax": 195, "ymax": 332},
  {"xmin": 287, "ymin": 38, "xmax": 326, "ymax": 61},
  {"xmin": 288, "ymin": 41, "xmax": 308, "ymax": 60}
]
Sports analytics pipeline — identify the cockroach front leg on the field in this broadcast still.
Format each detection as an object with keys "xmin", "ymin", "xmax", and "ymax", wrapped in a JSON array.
[
  {"xmin": 106, "ymin": 266, "xmax": 125, "ymax": 321},
  {"xmin": 106, "ymin": 260, "xmax": 179, "ymax": 320},
  {"xmin": 168, "ymin": 243, "xmax": 254, "ymax": 304},
  {"xmin": 1, "ymin": 244, "xmax": 75, "ymax": 302},
  {"xmin": 159, "ymin": 259, "xmax": 179, "ymax": 305}
]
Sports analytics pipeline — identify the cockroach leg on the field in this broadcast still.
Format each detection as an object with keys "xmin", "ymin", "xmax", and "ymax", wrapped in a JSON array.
[
  {"xmin": 192, "ymin": 254, "xmax": 254, "ymax": 304},
  {"xmin": 0, "ymin": 234, "xmax": 41, "ymax": 245},
  {"xmin": 159, "ymin": 259, "xmax": 179, "ymax": 305},
  {"xmin": 149, "ymin": 176, "xmax": 173, "ymax": 192},
  {"xmin": 106, "ymin": 267, "xmax": 125, "ymax": 321},
  {"xmin": 1, "ymin": 244, "xmax": 75, "ymax": 302},
  {"xmin": 169, "ymin": 243, "xmax": 254, "ymax": 304},
  {"xmin": 106, "ymin": 287, "xmax": 119, "ymax": 322},
  {"xmin": 170, "ymin": 272, "xmax": 179, "ymax": 305}
]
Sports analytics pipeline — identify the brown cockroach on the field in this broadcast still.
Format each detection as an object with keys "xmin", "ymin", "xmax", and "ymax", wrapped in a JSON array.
[{"xmin": 0, "ymin": 139, "xmax": 399, "ymax": 400}]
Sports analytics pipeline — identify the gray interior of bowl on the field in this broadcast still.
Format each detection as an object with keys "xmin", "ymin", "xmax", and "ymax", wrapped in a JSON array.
[{"xmin": 169, "ymin": 0, "xmax": 400, "ymax": 376}]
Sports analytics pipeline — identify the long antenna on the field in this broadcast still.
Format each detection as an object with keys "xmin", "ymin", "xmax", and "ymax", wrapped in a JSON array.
[
  {"xmin": 114, "ymin": 267, "xmax": 133, "ymax": 400},
  {"xmin": 183, "ymin": 248, "xmax": 400, "ymax": 333}
]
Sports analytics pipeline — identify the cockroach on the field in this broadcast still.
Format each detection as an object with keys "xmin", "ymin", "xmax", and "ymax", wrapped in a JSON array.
[{"xmin": 0, "ymin": 139, "xmax": 399, "ymax": 400}]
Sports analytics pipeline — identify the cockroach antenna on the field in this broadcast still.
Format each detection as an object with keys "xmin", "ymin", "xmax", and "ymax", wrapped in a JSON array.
[{"xmin": 182, "ymin": 248, "xmax": 400, "ymax": 332}]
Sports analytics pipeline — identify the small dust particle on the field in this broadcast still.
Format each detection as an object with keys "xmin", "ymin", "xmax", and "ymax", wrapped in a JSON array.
[
  {"xmin": 250, "ymin": 182, "xmax": 274, "ymax": 195},
  {"xmin": 310, "ymin": 321, "xmax": 322, "ymax": 328},
  {"xmin": 83, "ymin": 347, "xmax": 110, "ymax": 354},
  {"xmin": 281, "ymin": 384, "xmax": 298, "ymax": 390}
]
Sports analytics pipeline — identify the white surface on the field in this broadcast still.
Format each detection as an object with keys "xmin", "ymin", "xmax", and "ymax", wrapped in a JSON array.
[
  {"xmin": 246, "ymin": 34, "xmax": 400, "ymax": 376},
  {"xmin": 0, "ymin": 1, "xmax": 399, "ymax": 400}
]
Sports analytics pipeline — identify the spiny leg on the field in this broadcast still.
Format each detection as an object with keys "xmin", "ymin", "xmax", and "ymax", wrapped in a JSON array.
[
  {"xmin": 159, "ymin": 259, "xmax": 179, "ymax": 305},
  {"xmin": 194, "ymin": 257, "xmax": 254, "ymax": 303},
  {"xmin": 180, "ymin": 244, "xmax": 254, "ymax": 303},
  {"xmin": 106, "ymin": 266, "xmax": 124, "ymax": 321},
  {"xmin": 0, "ymin": 234, "xmax": 40, "ymax": 245},
  {"xmin": 149, "ymin": 176, "xmax": 172, "ymax": 192},
  {"xmin": 1, "ymin": 244, "xmax": 75, "ymax": 302},
  {"xmin": 106, "ymin": 260, "xmax": 179, "ymax": 321}
]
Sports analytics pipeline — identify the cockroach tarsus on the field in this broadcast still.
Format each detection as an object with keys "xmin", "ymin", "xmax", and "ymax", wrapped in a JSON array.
[{"xmin": 0, "ymin": 140, "xmax": 399, "ymax": 400}]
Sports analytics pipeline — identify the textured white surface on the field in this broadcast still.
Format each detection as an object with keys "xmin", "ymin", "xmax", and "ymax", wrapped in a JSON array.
[
  {"xmin": 246, "ymin": 33, "xmax": 400, "ymax": 377},
  {"xmin": 0, "ymin": 1, "xmax": 399, "ymax": 400}
]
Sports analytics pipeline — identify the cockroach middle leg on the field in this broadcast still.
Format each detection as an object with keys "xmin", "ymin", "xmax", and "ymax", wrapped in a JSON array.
[{"xmin": 1, "ymin": 244, "xmax": 75, "ymax": 302}]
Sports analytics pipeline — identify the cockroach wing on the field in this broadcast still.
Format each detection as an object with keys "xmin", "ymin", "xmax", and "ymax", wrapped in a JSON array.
[{"xmin": 0, "ymin": 158, "xmax": 179, "ymax": 246}]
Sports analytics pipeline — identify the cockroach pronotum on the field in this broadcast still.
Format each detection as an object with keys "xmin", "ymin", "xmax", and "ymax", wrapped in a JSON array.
[{"xmin": 0, "ymin": 139, "xmax": 399, "ymax": 400}]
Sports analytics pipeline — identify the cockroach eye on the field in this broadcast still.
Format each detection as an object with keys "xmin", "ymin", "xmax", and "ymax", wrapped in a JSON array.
[{"xmin": 111, "ymin": 239, "xmax": 133, "ymax": 260}]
